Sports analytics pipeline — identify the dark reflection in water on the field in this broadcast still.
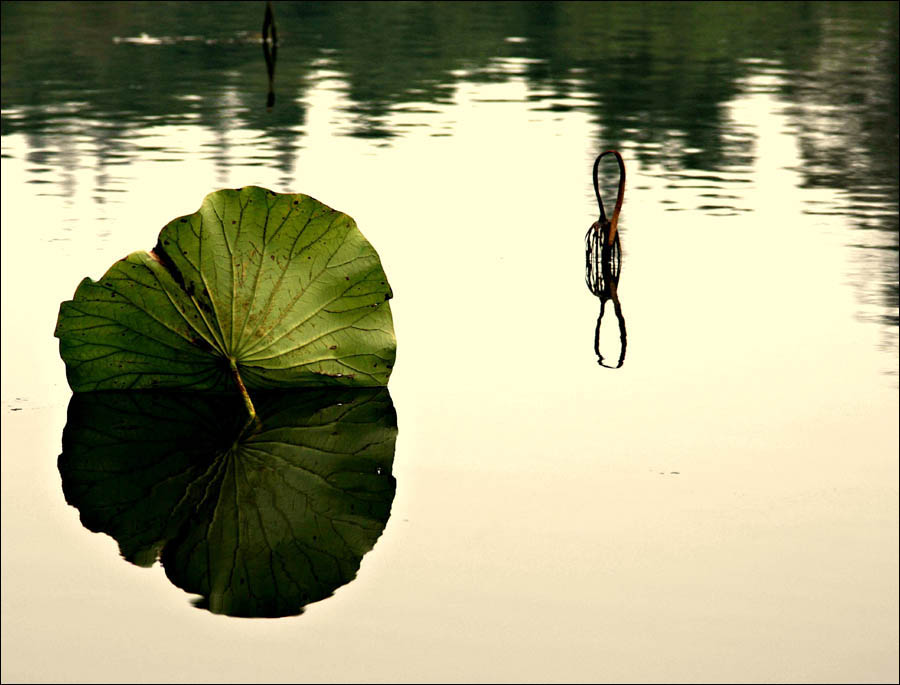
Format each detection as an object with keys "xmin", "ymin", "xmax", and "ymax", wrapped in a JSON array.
[
  {"xmin": 262, "ymin": 1, "xmax": 277, "ymax": 110},
  {"xmin": 58, "ymin": 388, "xmax": 397, "ymax": 618},
  {"xmin": 1, "ymin": 1, "xmax": 896, "ymax": 350},
  {"xmin": 586, "ymin": 151, "xmax": 627, "ymax": 368},
  {"xmin": 784, "ymin": 9, "xmax": 899, "ymax": 347}
]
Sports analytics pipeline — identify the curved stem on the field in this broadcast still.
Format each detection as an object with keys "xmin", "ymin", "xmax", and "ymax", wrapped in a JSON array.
[
  {"xmin": 229, "ymin": 357, "xmax": 256, "ymax": 423},
  {"xmin": 592, "ymin": 156, "xmax": 607, "ymax": 224},
  {"xmin": 592, "ymin": 150, "xmax": 627, "ymax": 246}
]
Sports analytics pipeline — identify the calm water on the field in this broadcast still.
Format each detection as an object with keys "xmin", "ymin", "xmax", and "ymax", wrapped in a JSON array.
[{"xmin": 2, "ymin": 2, "xmax": 898, "ymax": 682}]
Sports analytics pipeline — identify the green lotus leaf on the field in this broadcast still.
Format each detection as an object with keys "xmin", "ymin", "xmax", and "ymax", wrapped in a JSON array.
[
  {"xmin": 55, "ymin": 186, "xmax": 395, "ymax": 392},
  {"xmin": 58, "ymin": 388, "xmax": 397, "ymax": 618}
]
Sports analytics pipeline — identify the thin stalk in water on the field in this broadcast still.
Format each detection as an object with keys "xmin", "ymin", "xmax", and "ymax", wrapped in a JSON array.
[{"xmin": 229, "ymin": 357, "xmax": 257, "ymax": 431}]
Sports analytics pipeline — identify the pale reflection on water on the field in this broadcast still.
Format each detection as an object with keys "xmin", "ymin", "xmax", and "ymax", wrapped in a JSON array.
[{"xmin": 1, "ymin": 2, "xmax": 897, "ymax": 682}]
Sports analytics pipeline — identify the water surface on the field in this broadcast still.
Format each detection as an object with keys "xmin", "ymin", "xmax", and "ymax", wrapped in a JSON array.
[{"xmin": 2, "ymin": 2, "xmax": 898, "ymax": 682}]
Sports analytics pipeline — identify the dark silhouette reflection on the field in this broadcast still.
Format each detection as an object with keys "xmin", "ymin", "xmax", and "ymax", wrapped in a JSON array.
[
  {"xmin": 58, "ymin": 388, "xmax": 397, "ymax": 618},
  {"xmin": 585, "ymin": 150, "xmax": 627, "ymax": 368},
  {"xmin": 262, "ymin": 1, "xmax": 277, "ymax": 110}
]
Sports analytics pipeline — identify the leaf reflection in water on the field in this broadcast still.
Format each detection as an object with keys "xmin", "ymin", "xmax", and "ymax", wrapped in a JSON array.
[{"xmin": 58, "ymin": 388, "xmax": 397, "ymax": 618}]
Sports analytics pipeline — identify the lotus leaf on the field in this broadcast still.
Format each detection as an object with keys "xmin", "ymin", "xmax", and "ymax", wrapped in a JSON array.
[{"xmin": 55, "ymin": 187, "xmax": 396, "ymax": 395}]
